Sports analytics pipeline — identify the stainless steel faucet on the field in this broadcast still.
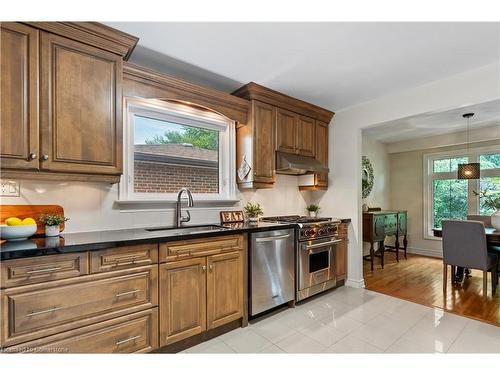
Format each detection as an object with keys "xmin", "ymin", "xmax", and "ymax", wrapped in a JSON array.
[{"xmin": 176, "ymin": 188, "xmax": 194, "ymax": 227}]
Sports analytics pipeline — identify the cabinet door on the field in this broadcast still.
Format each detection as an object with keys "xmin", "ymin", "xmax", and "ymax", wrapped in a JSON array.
[
  {"xmin": 159, "ymin": 258, "xmax": 206, "ymax": 346},
  {"xmin": 206, "ymin": 252, "xmax": 243, "ymax": 330},
  {"xmin": 397, "ymin": 211, "xmax": 407, "ymax": 235},
  {"xmin": 384, "ymin": 213, "xmax": 398, "ymax": 235},
  {"xmin": 0, "ymin": 23, "xmax": 39, "ymax": 169},
  {"xmin": 335, "ymin": 240, "xmax": 347, "ymax": 281},
  {"xmin": 276, "ymin": 108, "xmax": 297, "ymax": 154},
  {"xmin": 315, "ymin": 120, "xmax": 329, "ymax": 187},
  {"xmin": 373, "ymin": 215, "xmax": 385, "ymax": 240},
  {"xmin": 253, "ymin": 101, "xmax": 275, "ymax": 184},
  {"xmin": 40, "ymin": 32, "xmax": 123, "ymax": 175},
  {"xmin": 297, "ymin": 116, "xmax": 315, "ymax": 157}
]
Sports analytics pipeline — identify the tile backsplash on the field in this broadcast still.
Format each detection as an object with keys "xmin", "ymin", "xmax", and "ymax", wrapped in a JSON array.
[{"xmin": 1, "ymin": 175, "xmax": 312, "ymax": 233}]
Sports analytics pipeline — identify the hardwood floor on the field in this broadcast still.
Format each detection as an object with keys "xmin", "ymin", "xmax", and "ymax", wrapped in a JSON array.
[{"xmin": 364, "ymin": 252, "xmax": 500, "ymax": 327}]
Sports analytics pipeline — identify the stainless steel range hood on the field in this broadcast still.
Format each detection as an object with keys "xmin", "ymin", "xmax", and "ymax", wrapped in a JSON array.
[{"xmin": 275, "ymin": 152, "xmax": 329, "ymax": 175}]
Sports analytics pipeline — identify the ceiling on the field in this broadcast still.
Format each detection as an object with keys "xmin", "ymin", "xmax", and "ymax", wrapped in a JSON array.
[
  {"xmin": 363, "ymin": 99, "xmax": 500, "ymax": 143},
  {"xmin": 106, "ymin": 22, "xmax": 500, "ymax": 110}
]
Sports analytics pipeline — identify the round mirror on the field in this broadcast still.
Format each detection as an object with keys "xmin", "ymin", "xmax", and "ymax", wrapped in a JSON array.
[{"xmin": 362, "ymin": 156, "xmax": 374, "ymax": 199}]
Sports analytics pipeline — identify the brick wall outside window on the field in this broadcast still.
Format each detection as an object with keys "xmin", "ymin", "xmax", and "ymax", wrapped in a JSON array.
[{"xmin": 134, "ymin": 161, "xmax": 219, "ymax": 193}]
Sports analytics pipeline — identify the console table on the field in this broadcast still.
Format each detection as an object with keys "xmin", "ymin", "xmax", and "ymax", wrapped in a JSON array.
[{"xmin": 363, "ymin": 210, "xmax": 408, "ymax": 270}]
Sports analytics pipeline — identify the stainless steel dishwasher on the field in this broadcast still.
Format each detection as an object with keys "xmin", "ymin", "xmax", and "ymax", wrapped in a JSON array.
[{"xmin": 249, "ymin": 228, "xmax": 295, "ymax": 316}]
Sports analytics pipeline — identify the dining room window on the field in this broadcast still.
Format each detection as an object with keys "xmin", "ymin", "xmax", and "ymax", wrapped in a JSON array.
[{"xmin": 424, "ymin": 148, "xmax": 500, "ymax": 238}]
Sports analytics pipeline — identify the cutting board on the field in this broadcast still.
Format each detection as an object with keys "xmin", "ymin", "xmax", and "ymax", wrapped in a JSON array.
[{"xmin": 0, "ymin": 205, "xmax": 65, "ymax": 235}]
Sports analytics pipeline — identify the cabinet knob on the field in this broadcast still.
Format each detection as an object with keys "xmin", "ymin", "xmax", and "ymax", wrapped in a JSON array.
[
  {"xmin": 202, "ymin": 265, "xmax": 207, "ymax": 271},
  {"xmin": 28, "ymin": 152, "xmax": 37, "ymax": 160},
  {"xmin": 41, "ymin": 154, "xmax": 49, "ymax": 161}
]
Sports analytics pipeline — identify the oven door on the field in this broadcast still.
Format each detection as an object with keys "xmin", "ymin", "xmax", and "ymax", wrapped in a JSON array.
[{"xmin": 298, "ymin": 237, "xmax": 340, "ymax": 291}]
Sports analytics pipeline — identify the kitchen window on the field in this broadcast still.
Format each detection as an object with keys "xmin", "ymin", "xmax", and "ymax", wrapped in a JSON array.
[
  {"xmin": 423, "ymin": 146, "xmax": 500, "ymax": 238},
  {"xmin": 120, "ymin": 98, "xmax": 237, "ymax": 202}
]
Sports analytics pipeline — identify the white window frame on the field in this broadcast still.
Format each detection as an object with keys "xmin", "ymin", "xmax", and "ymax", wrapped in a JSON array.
[
  {"xmin": 119, "ymin": 97, "xmax": 238, "ymax": 203},
  {"xmin": 423, "ymin": 145, "xmax": 500, "ymax": 240}
]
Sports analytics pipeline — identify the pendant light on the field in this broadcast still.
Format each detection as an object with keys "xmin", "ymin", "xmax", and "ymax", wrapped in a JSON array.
[{"xmin": 457, "ymin": 113, "xmax": 480, "ymax": 179}]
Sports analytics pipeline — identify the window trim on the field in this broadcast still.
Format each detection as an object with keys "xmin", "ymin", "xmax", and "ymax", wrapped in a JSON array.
[
  {"xmin": 119, "ymin": 97, "xmax": 238, "ymax": 203},
  {"xmin": 423, "ymin": 145, "xmax": 500, "ymax": 240}
]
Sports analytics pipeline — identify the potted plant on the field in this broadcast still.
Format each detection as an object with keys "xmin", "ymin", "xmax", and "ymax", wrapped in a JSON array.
[
  {"xmin": 473, "ymin": 189, "xmax": 500, "ymax": 230},
  {"xmin": 244, "ymin": 202, "xmax": 263, "ymax": 223},
  {"xmin": 306, "ymin": 204, "xmax": 320, "ymax": 218},
  {"xmin": 39, "ymin": 213, "xmax": 69, "ymax": 237}
]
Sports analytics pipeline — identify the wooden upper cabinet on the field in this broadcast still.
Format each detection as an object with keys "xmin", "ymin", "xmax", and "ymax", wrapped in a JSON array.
[
  {"xmin": 252, "ymin": 101, "xmax": 275, "ymax": 184},
  {"xmin": 206, "ymin": 251, "xmax": 243, "ymax": 330},
  {"xmin": 276, "ymin": 108, "xmax": 297, "ymax": 154},
  {"xmin": 297, "ymin": 115, "xmax": 315, "ymax": 157},
  {"xmin": 159, "ymin": 258, "xmax": 207, "ymax": 346},
  {"xmin": 0, "ymin": 23, "xmax": 39, "ymax": 169},
  {"xmin": 315, "ymin": 120, "xmax": 329, "ymax": 187},
  {"xmin": 40, "ymin": 32, "xmax": 123, "ymax": 175}
]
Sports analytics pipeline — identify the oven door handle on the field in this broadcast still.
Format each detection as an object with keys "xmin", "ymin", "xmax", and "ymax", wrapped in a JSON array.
[{"xmin": 306, "ymin": 239, "xmax": 342, "ymax": 250}]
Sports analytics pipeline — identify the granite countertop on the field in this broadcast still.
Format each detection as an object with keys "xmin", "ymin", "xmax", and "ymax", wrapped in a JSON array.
[
  {"xmin": 0, "ymin": 218, "xmax": 351, "ymax": 261},
  {"xmin": 0, "ymin": 222, "xmax": 297, "ymax": 260}
]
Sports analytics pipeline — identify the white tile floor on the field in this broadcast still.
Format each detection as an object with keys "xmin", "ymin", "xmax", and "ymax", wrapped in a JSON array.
[{"xmin": 182, "ymin": 286, "xmax": 500, "ymax": 354}]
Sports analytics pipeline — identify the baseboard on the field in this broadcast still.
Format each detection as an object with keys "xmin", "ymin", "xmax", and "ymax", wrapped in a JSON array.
[
  {"xmin": 407, "ymin": 246, "xmax": 442, "ymax": 258},
  {"xmin": 345, "ymin": 278, "xmax": 366, "ymax": 288}
]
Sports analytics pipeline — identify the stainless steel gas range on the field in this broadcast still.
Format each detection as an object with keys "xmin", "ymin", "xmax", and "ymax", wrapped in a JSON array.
[{"xmin": 261, "ymin": 216, "xmax": 343, "ymax": 302}]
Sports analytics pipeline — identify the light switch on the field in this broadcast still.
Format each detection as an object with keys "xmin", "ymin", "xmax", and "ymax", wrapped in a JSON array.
[{"xmin": 0, "ymin": 180, "xmax": 20, "ymax": 197}]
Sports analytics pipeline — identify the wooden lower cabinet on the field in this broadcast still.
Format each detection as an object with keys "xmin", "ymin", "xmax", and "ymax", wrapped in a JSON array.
[
  {"xmin": 335, "ymin": 223, "xmax": 348, "ymax": 281},
  {"xmin": 335, "ymin": 239, "xmax": 347, "ymax": 281},
  {"xmin": 159, "ymin": 258, "xmax": 207, "ymax": 346},
  {"xmin": 1, "ymin": 265, "xmax": 158, "ymax": 347},
  {"xmin": 207, "ymin": 252, "xmax": 243, "ymax": 330},
  {"xmin": 6, "ymin": 308, "xmax": 158, "ymax": 353},
  {"xmin": 159, "ymin": 245, "xmax": 245, "ymax": 346}
]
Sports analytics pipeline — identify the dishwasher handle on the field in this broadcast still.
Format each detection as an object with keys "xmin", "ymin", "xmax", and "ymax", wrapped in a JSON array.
[{"xmin": 255, "ymin": 234, "xmax": 291, "ymax": 243}]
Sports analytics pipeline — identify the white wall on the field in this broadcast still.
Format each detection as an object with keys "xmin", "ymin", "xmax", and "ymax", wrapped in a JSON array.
[
  {"xmin": 361, "ymin": 135, "xmax": 390, "ymax": 209},
  {"xmin": 1, "ymin": 175, "xmax": 311, "ymax": 233},
  {"xmin": 318, "ymin": 62, "xmax": 500, "ymax": 288}
]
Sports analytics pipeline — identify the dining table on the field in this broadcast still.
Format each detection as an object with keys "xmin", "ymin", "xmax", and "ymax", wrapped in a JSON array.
[{"xmin": 433, "ymin": 226, "xmax": 500, "ymax": 248}]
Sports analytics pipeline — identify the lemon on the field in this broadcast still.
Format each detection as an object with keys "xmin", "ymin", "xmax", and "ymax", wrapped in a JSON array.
[
  {"xmin": 5, "ymin": 217, "xmax": 22, "ymax": 226},
  {"xmin": 21, "ymin": 218, "xmax": 36, "ymax": 226}
]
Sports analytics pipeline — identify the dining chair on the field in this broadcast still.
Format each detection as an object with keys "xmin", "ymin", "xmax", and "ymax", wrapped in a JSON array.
[
  {"xmin": 442, "ymin": 220, "xmax": 498, "ymax": 296},
  {"xmin": 467, "ymin": 215, "xmax": 492, "ymax": 228}
]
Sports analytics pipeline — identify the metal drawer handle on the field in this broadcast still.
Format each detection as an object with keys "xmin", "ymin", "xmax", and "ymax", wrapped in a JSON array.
[
  {"xmin": 26, "ymin": 306, "xmax": 62, "ymax": 317},
  {"xmin": 115, "ymin": 289, "xmax": 140, "ymax": 298},
  {"xmin": 115, "ymin": 335, "xmax": 141, "ymax": 346},
  {"xmin": 113, "ymin": 255, "xmax": 142, "ymax": 265},
  {"xmin": 306, "ymin": 239, "xmax": 342, "ymax": 250},
  {"xmin": 255, "ymin": 234, "xmax": 291, "ymax": 242},
  {"xmin": 174, "ymin": 249, "xmax": 192, "ymax": 255},
  {"xmin": 26, "ymin": 266, "xmax": 62, "ymax": 274}
]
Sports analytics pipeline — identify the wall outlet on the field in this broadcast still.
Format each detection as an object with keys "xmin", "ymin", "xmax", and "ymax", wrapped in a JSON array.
[{"xmin": 0, "ymin": 180, "xmax": 20, "ymax": 197}]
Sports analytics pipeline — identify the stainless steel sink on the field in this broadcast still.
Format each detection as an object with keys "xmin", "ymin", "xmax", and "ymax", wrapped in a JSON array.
[{"xmin": 145, "ymin": 225, "xmax": 228, "ymax": 236}]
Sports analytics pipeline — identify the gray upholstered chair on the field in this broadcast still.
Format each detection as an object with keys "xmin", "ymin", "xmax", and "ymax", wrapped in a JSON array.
[
  {"xmin": 442, "ymin": 220, "xmax": 498, "ymax": 296},
  {"xmin": 467, "ymin": 215, "xmax": 492, "ymax": 227}
]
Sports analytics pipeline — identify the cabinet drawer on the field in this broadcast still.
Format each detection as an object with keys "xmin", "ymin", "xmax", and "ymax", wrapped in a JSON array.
[
  {"xmin": 1, "ymin": 266, "xmax": 158, "ymax": 347},
  {"xmin": 5, "ymin": 308, "xmax": 158, "ymax": 353},
  {"xmin": 1, "ymin": 253, "xmax": 89, "ymax": 288},
  {"xmin": 160, "ymin": 235, "xmax": 244, "ymax": 262},
  {"xmin": 90, "ymin": 244, "xmax": 158, "ymax": 273}
]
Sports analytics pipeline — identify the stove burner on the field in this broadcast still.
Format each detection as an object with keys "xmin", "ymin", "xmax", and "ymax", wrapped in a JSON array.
[
  {"xmin": 262, "ymin": 215, "xmax": 332, "ymax": 224},
  {"xmin": 262, "ymin": 215, "xmax": 339, "ymax": 240}
]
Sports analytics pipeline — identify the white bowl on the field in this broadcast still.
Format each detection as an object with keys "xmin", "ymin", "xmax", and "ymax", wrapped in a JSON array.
[{"xmin": 0, "ymin": 224, "xmax": 37, "ymax": 241}]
